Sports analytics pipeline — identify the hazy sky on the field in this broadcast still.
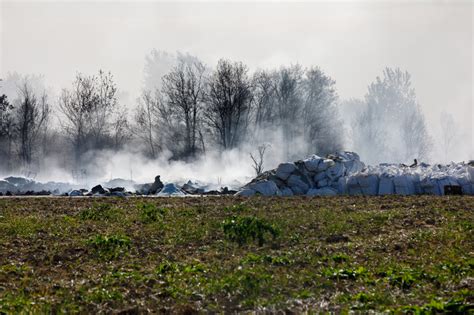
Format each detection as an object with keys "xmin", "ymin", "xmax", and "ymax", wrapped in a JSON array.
[{"xmin": 1, "ymin": 0, "xmax": 473, "ymax": 158}]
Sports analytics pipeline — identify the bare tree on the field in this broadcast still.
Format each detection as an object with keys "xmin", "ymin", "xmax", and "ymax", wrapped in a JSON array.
[
  {"xmin": 439, "ymin": 111, "xmax": 457, "ymax": 162},
  {"xmin": 204, "ymin": 59, "xmax": 253, "ymax": 150},
  {"xmin": 132, "ymin": 90, "xmax": 162, "ymax": 159},
  {"xmin": 353, "ymin": 68, "xmax": 431, "ymax": 163},
  {"xmin": 250, "ymin": 66, "xmax": 343, "ymax": 158},
  {"xmin": 15, "ymin": 81, "xmax": 50, "ymax": 169},
  {"xmin": 161, "ymin": 59, "xmax": 206, "ymax": 159},
  {"xmin": 143, "ymin": 50, "xmax": 202, "ymax": 91},
  {"xmin": 252, "ymin": 70, "xmax": 275, "ymax": 130},
  {"xmin": 90, "ymin": 70, "xmax": 119, "ymax": 148},
  {"xmin": 273, "ymin": 65, "xmax": 303, "ymax": 159},
  {"xmin": 402, "ymin": 105, "xmax": 431, "ymax": 162},
  {"xmin": 59, "ymin": 73, "xmax": 97, "ymax": 165},
  {"xmin": 250, "ymin": 143, "xmax": 270, "ymax": 176},
  {"xmin": 112, "ymin": 115, "xmax": 130, "ymax": 150},
  {"xmin": 302, "ymin": 67, "xmax": 343, "ymax": 155},
  {"xmin": 0, "ymin": 92, "xmax": 15, "ymax": 171},
  {"xmin": 59, "ymin": 70, "xmax": 127, "ymax": 167},
  {"xmin": 353, "ymin": 100, "xmax": 388, "ymax": 162}
]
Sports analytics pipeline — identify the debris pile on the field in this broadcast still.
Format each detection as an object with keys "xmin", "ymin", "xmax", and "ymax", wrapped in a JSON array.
[
  {"xmin": 1, "ymin": 152, "xmax": 473, "ymax": 197},
  {"xmin": 237, "ymin": 152, "xmax": 474, "ymax": 196},
  {"xmin": 0, "ymin": 174, "xmax": 237, "ymax": 197},
  {"xmin": 343, "ymin": 161, "xmax": 474, "ymax": 196},
  {"xmin": 156, "ymin": 183, "xmax": 186, "ymax": 197},
  {"xmin": 0, "ymin": 176, "xmax": 78, "ymax": 196},
  {"xmin": 237, "ymin": 152, "xmax": 365, "ymax": 196}
]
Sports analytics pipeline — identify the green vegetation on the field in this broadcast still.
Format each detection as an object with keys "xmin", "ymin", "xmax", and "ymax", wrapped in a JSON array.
[
  {"xmin": 138, "ymin": 202, "xmax": 167, "ymax": 223},
  {"xmin": 78, "ymin": 202, "xmax": 122, "ymax": 221},
  {"xmin": 222, "ymin": 215, "xmax": 280, "ymax": 246},
  {"xmin": 0, "ymin": 196, "xmax": 472, "ymax": 312},
  {"xmin": 86, "ymin": 234, "xmax": 131, "ymax": 260}
]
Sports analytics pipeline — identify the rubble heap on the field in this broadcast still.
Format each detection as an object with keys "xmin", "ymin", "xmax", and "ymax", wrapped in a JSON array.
[
  {"xmin": 236, "ymin": 152, "xmax": 474, "ymax": 196},
  {"xmin": 237, "ymin": 152, "xmax": 365, "ymax": 196}
]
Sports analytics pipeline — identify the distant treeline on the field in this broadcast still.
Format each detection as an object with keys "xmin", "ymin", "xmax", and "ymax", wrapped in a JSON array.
[{"xmin": 0, "ymin": 51, "xmax": 431, "ymax": 177}]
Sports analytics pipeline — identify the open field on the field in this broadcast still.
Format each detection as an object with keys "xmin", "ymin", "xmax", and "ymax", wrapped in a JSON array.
[{"xmin": 0, "ymin": 196, "xmax": 473, "ymax": 313}]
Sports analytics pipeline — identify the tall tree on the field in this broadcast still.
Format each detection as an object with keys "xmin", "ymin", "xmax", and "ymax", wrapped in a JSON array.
[
  {"xmin": 273, "ymin": 65, "xmax": 303, "ymax": 158},
  {"xmin": 132, "ymin": 90, "xmax": 162, "ymax": 159},
  {"xmin": 59, "ymin": 70, "xmax": 127, "ymax": 167},
  {"xmin": 14, "ymin": 81, "xmax": 50, "ymax": 169},
  {"xmin": 143, "ymin": 50, "xmax": 203, "ymax": 91},
  {"xmin": 161, "ymin": 59, "xmax": 206, "ymax": 159},
  {"xmin": 59, "ymin": 73, "xmax": 97, "ymax": 165},
  {"xmin": 353, "ymin": 68, "xmax": 431, "ymax": 163},
  {"xmin": 0, "ymin": 93, "xmax": 15, "ymax": 171},
  {"xmin": 302, "ymin": 66, "xmax": 343, "ymax": 155},
  {"xmin": 439, "ymin": 111, "xmax": 457, "ymax": 162},
  {"xmin": 204, "ymin": 59, "xmax": 252, "ymax": 150},
  {"xmin": 252, "ymin": 69, "xmax": 275, "ymax": 130}
]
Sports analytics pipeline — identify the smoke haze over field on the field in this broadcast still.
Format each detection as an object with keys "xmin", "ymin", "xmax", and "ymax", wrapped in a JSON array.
[{"xmin": 0, "ymin": 1, "xmax": 473, "ymax": 185}]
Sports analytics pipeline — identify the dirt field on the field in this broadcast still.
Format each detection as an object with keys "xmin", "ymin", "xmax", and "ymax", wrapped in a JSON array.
[{"xmin": 0, "ymin": 196, "xmax": 473, "ymax": 313}]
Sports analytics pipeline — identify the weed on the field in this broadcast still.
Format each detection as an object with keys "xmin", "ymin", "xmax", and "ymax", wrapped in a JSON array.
[
  {"xmin": 0, "ymin": 215, "xmax": 40, "ymax": 237},
  {"xmin": 289, "ymin": 232, "xmax": 302, "ymax": 244},
  {"xmin": 0, "ymin": 263, "xmax": 31, "ymax": 276},
  {"xmin": 241, "ymin": 253, "xmax": 293, "ymax": 266},
  {"xmin": 156, "ymin": 260, "xmax": 206, "ymax": 275},
  {"xmin": 222, "ymin": 215, "xmax": 280, "ymax": 246},
  {"xmin": 379, "ymin": 267, "xmax": 427, "ymax": 289},
  {"xmin": 138, "ymin": 202, "xmax": 167, "ymax": 223},
  {"xmin": 107, "ymin": 269, "xmax": 147, "ymax": 282},
  {"xmin": 156, "ymin": 260, "xmax": 179, "ymax": 274},
  {"xmin": 86, "ymin": 234, "xmax": 131, "ymax": 260},
  {"xmin": 322, "ymin": 266, "xmax": 368, "ymax": 280},
  {"xmin": 330, "ymin": 253, "xmax": 350, "ymax": 263},
  {"xmin": 224, "ymin": 203, "xmax": 250, "ymax": 212},
  {"xmin": 0, "ymin": 292, "xmax": 50, "ymax": 313},
  {"xmin": 353, "ymin": 292, "xmax": 371, "ymax": 303},
  {"xmin": 294, "ymin": 289, "xmax": 313, "ymax": 299},
  {"xmin": 399, "ymin": 297, "xmax": 473, "ymax": 313},
  {"xmin": 79, "ymin": 203, "xmax": 120, "ymax": 221},
  {"xmin": 219, "ymin": 268, "xmax": 272, "ymax": 298},
  {"xmin": 84, "ymin": 287, "xmax": 123, "ymax": 303},
  {"xmin": 154, "ymin": 260, "xmax": 207, "ymax": 298},
  {"xmin": 438, "ymin": 259, "xmax": 473, "ymax": 276}
]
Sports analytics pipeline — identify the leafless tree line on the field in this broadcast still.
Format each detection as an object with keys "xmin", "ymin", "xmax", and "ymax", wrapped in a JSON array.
[
  {"xmin": 135, "ymin": 57, "xmax": 344, "ymax": 163},
  {"xmin": 58, "ymin": 70, "xmax": 129, "ymax": 166},
  {"xmin": 0, "ymin": 79, "xmax": 50, "ymax": 174},
  {"xmin": 0, "ymin": 55, "xmax": 432, "ymax": 176}
]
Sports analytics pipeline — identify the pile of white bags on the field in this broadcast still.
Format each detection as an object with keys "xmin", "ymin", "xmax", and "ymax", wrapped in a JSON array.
[{"xmin": 236, "ymin": 152, "xmax": 474, "ymax": 196}]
